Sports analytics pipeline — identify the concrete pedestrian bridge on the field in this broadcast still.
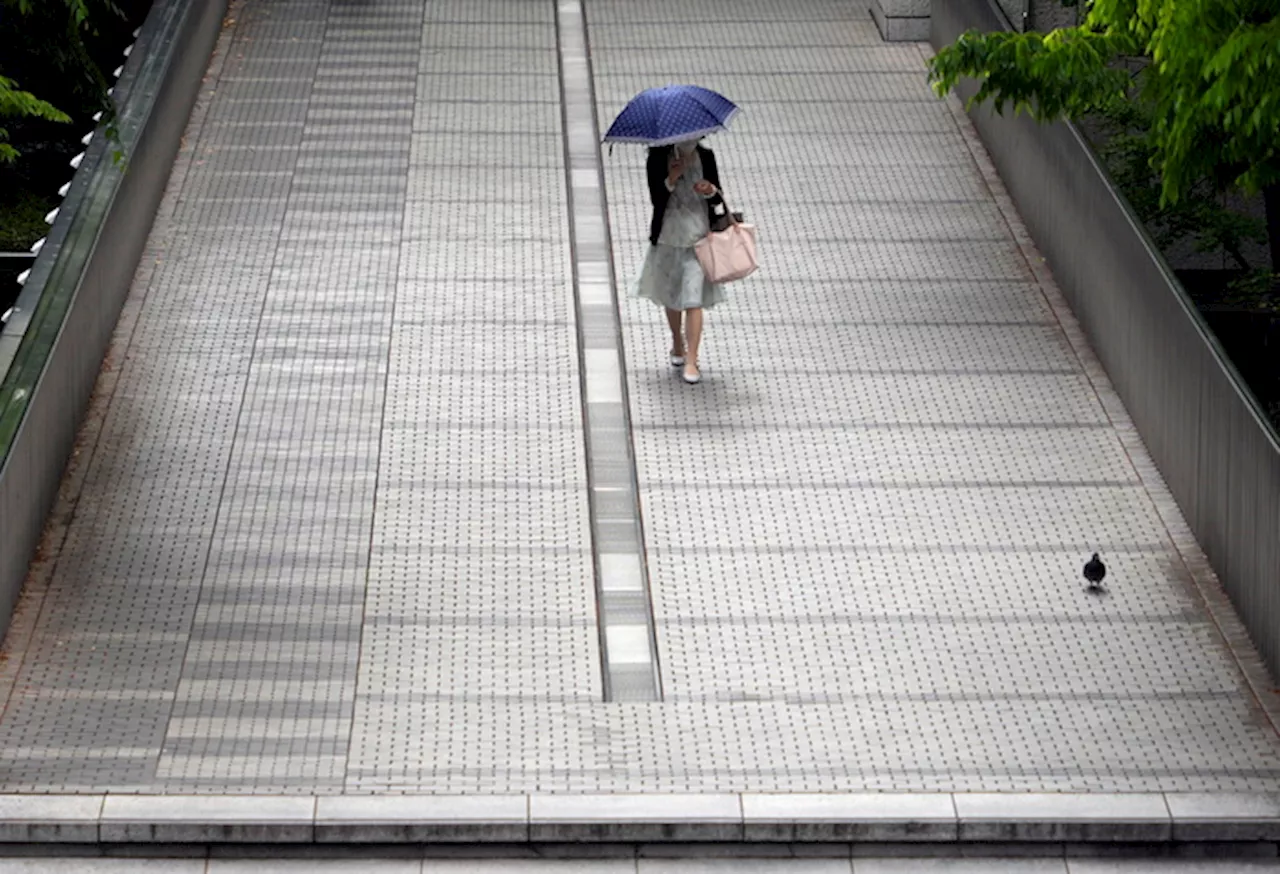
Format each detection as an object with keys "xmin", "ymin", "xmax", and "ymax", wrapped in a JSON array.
[{"xmin": 1, "ymin": 0, "xmax": 1280, "ymax": 855}]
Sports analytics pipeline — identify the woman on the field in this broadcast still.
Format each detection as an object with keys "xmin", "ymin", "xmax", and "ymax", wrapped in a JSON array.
[{"xmin": 634, "ymin": 137, "xmax": 728, "ymax": 385}]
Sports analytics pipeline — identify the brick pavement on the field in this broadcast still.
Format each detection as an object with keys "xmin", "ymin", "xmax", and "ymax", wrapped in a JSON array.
[{"xmin": 0, "ymin": 0, "xmax": 1276, "ymax": 794}]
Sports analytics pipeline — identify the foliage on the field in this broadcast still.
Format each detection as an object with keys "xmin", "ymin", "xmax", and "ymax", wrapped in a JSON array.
[
  {"xmin": 0, "ymin": 0, "xmax": 122, "ymax": 162},
  {"xmin": 929, "ymin": 27, "xmax": 1136, "ymax": 119},
  {"xmin": 0, "ymin": 77, "xmax": 70, "ymax": 164},
  {"xmin": 927, "ymin": 0, "xmax": 1280, "ymax": 205},
  {"xmin": 1140, "ymin": 0, "xmax": 1280, "ymax": 200},
  {"xmin": 1092, "ymin": 99, "xmax": 1269, "ymax": 272},
  {"xmin": 11, "ymin": 0, "xmax": 94, "ymax": 25},
  {"xmin": 0, "ymin": 186, "xmax": 54, "ymax": 249},
  {"xmin": 1221, "ymin": 269, "xmax": 1280, "ymax": 309}
]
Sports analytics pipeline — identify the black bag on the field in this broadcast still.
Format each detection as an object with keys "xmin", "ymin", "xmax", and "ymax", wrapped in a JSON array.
[{"xmin": 707, "ymin": 194, "xmax": 744, "ymax": 233}]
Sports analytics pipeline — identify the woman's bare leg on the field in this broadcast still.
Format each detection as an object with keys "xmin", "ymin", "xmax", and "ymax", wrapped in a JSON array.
[
  {"xmin": 684, "ymin": 307, "xmax": 704, "ymax": 378},
  {"xmin": 665, "ymin": 307, "xmax": 684, "ymax": 358}
]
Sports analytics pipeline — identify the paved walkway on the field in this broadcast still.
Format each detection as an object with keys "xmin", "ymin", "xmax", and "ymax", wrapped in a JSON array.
[{"xmin": 0, "ymin": 0, "xmax": 1278, "ymax": 795}]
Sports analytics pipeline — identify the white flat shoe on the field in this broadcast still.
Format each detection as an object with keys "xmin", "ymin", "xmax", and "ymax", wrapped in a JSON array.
[
  {"xmin": 669, "ymin": 353, "xmax": 685, "ymax": 367},
  {"xmin": 681, "ymin": 366, "xmax": 701, "ymax": 385}
]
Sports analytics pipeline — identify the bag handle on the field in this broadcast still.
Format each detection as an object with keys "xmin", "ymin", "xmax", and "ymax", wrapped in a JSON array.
[{"xmin": 712, "ymin": 189, "xmax": 740, "ymax": 226}]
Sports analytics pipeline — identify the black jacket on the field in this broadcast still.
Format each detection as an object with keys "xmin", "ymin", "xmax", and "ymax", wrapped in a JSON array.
[{"xmin": 646, "ymin": 145, "xmax": 724, "ymax": 246}]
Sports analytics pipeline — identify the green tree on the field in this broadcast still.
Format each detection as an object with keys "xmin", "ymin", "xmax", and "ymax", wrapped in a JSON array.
[
  {"xmin": 0, "ymin": 0, "xmax": 118, "ymax": 162},
  {"xmin": 927, "ymin": 0, "xmax": 1280, "ymax": 276},
  {"xmin": 0, "ymin": 76, "xmax": 70, "ymax": 163}
]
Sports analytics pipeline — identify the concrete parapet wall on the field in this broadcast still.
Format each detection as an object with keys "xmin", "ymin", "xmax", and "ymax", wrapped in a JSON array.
[
  {"xmin": 871, "ymin": 0, "xmax": 931, "ymax": 40},
  {"xmin": 0, "ymin": 0, "xmax": 228, "ymax": 631},
  {"xmin": 932, "ymin": 0, "xmax": 1280, "ymax": 681}
]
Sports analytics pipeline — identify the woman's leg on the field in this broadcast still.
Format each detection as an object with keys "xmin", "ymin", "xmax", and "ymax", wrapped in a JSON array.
[
  {"xmin": 684, "ymin": 307, "xmax": 704, "ymax": 377},
  {"xmin": 665, "ymin": 307, "xmax": 684, "ymax": 356}
]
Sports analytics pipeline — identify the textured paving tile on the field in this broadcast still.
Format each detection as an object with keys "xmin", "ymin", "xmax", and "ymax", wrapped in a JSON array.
[
  {"xmin": 598, "ymin": 0, "xmax": 1280, "ymax": 795},
  {"xmin": 0, "ymin": 0, "xmax": 1277, "ymax": 797}
]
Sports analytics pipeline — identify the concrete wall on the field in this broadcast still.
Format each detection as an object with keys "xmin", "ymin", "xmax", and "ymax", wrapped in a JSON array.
[
  {"xmin": 871, "ymin": 0, "xmax": 932, "ymax": 40},
  {"xmin": 0, "ymin": 0, "xmax": 228, "ymax": 630},
  {"xmin": 932, "ymin": 0, "xmax": 1280, "ymax": 678},
  {"xmin": 1028, "ymin": 0, "xmax": 1077, "ymax": 32}
]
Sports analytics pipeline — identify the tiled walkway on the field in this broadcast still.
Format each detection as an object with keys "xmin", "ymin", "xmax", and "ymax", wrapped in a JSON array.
[{"xmin": 0, "ymin": 0, "xmax": 1278, "ymax": 794}]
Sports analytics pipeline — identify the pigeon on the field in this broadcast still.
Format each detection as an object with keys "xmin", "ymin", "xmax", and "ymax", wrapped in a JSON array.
[{"xmin": 1083, "ymin": 553, "xmax": 1106, "ymax": 593}]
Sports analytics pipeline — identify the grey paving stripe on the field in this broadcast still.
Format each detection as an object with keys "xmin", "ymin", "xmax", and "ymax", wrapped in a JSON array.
[{"xmin": 556, "ymin": 0, "xmax": 662, "ymax": 702}]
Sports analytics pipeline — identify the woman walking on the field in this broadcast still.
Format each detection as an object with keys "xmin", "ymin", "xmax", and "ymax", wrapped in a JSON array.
[{"xmin": 634, "ymin": 137, "xmax": 728, "ymax": 385}]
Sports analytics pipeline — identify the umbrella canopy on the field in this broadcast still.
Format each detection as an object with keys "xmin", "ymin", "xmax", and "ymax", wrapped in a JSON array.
[{"xmin": 602, "ymin": 84, "xmax": 740, "ymax": 146}]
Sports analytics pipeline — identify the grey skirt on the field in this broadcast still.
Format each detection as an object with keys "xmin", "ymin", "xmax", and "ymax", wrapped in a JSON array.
[{"xmin": 633, "ymin": 243, "xmax": 726, "ymax": 311}]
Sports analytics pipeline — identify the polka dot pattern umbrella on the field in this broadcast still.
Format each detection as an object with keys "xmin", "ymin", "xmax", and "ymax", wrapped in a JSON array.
[{"xmin": 602, "ymin": 84, "xmax": 740, "ymax": 146}]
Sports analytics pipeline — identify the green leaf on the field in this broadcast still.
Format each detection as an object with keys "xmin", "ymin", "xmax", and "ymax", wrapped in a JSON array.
[{"xmin": 930, "ymin": 0, "xmax": 1280, "ymax": 206}]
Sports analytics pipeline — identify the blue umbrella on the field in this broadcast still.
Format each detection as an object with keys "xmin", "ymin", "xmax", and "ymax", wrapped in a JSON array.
[{"xmin": 602, "ymin": 84, "xmax": 740, "ymax": 147}]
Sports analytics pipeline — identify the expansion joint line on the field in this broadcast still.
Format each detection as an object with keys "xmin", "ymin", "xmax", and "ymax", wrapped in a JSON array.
[{"xmin": 554, "ymin": 0, "xmax": 663, "ymax": 702}]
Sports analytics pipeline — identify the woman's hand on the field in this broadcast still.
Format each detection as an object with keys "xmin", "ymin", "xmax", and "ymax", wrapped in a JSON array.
[
  {"xmin": 693, "ymin": 180, "xmax": 717, "ymax": 196},
  {"xmin": 667, "ymin": 151, "xmax": 695, "ymax": 186}
]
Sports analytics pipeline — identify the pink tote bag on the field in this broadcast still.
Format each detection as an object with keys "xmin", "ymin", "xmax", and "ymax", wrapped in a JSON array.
[{"xmin": 694, "ymin": 202, "xmax": 758, "ymax": 283}]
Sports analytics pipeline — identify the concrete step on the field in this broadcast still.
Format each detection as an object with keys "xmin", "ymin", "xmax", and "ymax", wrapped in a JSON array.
[
  {"xmin": 2, "ymin": 793, "xmax": 1278, "ymax": 847},
  {"xmin": 0, "ymin": 857, "xmax": 1278, "ymax": 872}
]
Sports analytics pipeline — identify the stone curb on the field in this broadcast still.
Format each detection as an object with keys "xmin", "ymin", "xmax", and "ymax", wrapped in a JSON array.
[{"xmin": 0, "ymin": 793, "xmax": 1277, "ymax": 844}]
